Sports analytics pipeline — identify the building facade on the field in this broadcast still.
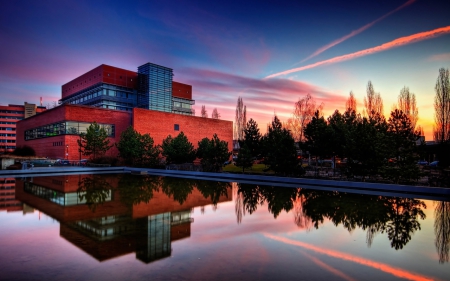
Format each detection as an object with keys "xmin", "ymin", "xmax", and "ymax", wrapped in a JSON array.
[
  {"xmin": 0, "ymin": 103, "xmax": 46, "ymax": 153},
  {"xmin": 16, "ymin": 62, "xmax": 232, "ymax": 161}
]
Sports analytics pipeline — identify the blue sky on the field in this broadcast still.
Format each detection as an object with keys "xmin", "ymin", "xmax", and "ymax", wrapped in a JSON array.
[{"xmin": 1, "ymin": 0, "xmax": 449, "ymax": 138}]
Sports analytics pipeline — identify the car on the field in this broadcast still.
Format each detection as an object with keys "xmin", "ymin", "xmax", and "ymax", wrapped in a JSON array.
[
  {"xmin": 79, "ymin": 159, "xmax": 88, "ymax": 166},
  {"xmin": 429, "ymin": 161, "xmax": 439, "ymax": 168},
  {"xmin": 417, "ymin": 160, "xmax": 428, "ymax": 166}
]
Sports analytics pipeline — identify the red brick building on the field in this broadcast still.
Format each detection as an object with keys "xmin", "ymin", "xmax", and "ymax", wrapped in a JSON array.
[
  {"xmin": 16, "ymin": 63, "xmax": 232, "ymax": 161},
  {"xmin": 0, "ymin": 103, "xmax": 46, "ymax": 153}
]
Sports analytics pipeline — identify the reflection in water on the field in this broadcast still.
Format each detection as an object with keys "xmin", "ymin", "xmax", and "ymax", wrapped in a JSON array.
[
  {"xmin": 11, "ymin": 174, "xmax": 449, "ymax": 267},
  {"xmin": 434, "ymin": 201, "xmax": 450, "ymax": 263},
  {"xmin": 234, "ymin": 184, "xmax": 428, "ymax": 251},
  {"xmin": 77, "ymin": 175, "xmax": 113, "ymax": 211},
  {"xmin": 384, "ymin": 198, "xmax": 426, "ymax": 250},
  {"xmin": 15, "ymin": 174, "xmax": 231, "ymax": 264}
]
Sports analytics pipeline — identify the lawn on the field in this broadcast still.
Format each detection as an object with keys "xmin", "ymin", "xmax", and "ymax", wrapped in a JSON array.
[{"xmin": 223, "ymin": 163, "xmax": 273, "ymax": 174}]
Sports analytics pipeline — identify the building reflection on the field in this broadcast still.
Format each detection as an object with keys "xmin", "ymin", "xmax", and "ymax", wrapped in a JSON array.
[
  {"xmin": 15, "ymin": 174, "xmax": 231, "ymax": 263},
  {"xmin": 0, "ymin": 177, "xmax": 22, "ymax": 212}
]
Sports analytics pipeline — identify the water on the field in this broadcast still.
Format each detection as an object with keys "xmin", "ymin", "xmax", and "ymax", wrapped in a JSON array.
[{"xmin": 0, "ymin": 174, "xmax": 449, "ymax": 281}]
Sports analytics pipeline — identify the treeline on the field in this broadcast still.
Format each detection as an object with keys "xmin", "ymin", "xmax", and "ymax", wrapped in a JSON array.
[{"xmin": 77, "ymin": 122, "xmax": 231, "ymax": 172}]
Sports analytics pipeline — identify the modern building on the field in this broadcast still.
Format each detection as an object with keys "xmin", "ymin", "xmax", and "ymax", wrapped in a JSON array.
[
  {"xmin": 16, "ymin": 62, "xmax": 232, "ymax": 160},
  {"xmin": 0, "ymin": 103, "xmax": 46, "ymax": 153},
  {"xmin": 59, "ymin": 63, "xmax": 194, "ymax": 115}
]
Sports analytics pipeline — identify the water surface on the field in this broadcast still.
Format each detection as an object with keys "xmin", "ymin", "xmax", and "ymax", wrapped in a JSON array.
[{"xmin": 0, "ymin": 174, "xmax": 449, "ymax": 281}]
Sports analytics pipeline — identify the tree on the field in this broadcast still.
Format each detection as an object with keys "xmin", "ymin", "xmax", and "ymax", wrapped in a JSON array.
[
  {"xmin": 434, "ymin": 68, "xmax": 450, "ymax": 143},
  {"xmin": 364, "ymin": 81, "xmax": 383, "ymax": 120},
  {"xmin": 77, "ymin": 122, "xmax": 112, "ymax": 160},
  {"xmin": 262, "ymin": 116, "xmax": 300, "ymax": 176},
  {"xmin": 161, "ymin": 132, "xmax": 196, "ymax": 164},
  {"xmin": 211, "ymin": 108, "xmax": 220, "ymax": 119},
  {"xmin": 345, "ymin": 91, "xmax": 357, "ymax": 112},
  {"xmin": 433, "ymin": 68, "xmax": 450, "ymax": 168},
  {"xmin": 384, "ymin": 109, "xmax": 420, "ymax": 183},
  {"xmin": 234, "ymin": 97, "xmax": 247, "ymax": 140},
  {"xmin": 292, "ymin": 93, "xmax": 323, "ymax": 143},
  {"xmin": 196, "ymin": 134, "xmax": 231, "ymax": 172},
  {"xmin": 241, "ymin": 118, "xmax": 262, "ymax": 158},
  {"xmin": 201, "ymin": 105, "xmax": 208, "ymax": 118},
  {"xmin": 235, "ymin": 143, "xmax": 253, "ymax": 172},
  {"xmin": 397, "ymin": 86, "xmax": 418, "ymax": 130},
  {"xmin": 304, "ymin": 110, "xmax": 331, "ymax": 166},
  {"xmin": 116, "ymin": 126, "xmax": 160, "ymax": 167}
]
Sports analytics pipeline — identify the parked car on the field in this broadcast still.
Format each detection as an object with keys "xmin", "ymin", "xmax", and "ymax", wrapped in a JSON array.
[
  {"xmin": 417, "ymin": 160, "xmax": 428, "ymax": 166},
  {"xmin": 429, "ymin": 161, "xmax": 439, "ymax": 168},
  {"xmin": 79, "ymin": 159, "xmax": 88, "ymax": 166}
]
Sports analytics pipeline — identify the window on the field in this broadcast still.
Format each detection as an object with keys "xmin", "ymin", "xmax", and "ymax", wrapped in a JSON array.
[{"xmin": 174, "ymin": 124, "xmax": 179, "ymax": 131}]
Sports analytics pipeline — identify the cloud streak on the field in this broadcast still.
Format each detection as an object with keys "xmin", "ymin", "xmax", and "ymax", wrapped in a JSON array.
[
  {"xmin": 264, "ymin": 233, "xmax": 436, "ymax": 281},
  {"xmin": 267, "ymin": 26, "xmax": 450, "ymax": 79},
  {"xmin": 299, "ymin": 0, "xmax": 416, "ymax": 63}
]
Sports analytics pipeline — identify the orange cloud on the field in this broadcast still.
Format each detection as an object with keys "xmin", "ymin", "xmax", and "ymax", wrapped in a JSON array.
[
  {"xmin": 300, "ymin": 0, "xmax": 416, "ymax": 63},
  {"xmin": 264, "ymin": 233, "xmax": 435, "ymax": 281},
  {"xmin": 266, "ymin": 26, "xmax": 450, "ymax": 79}
]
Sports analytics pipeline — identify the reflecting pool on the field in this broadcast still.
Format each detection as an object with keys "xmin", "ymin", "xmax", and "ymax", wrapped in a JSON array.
[{"xmin": 1, "ymin": 174, "xmax": 449, "ymax": 281}]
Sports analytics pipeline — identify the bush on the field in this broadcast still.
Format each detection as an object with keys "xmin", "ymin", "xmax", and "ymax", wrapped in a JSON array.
[
  {"xmin": 91, "ymin": 156, "xmax": 119, "ymax": 166},
  {"xmin": 13, "ymin": 145, "xmax": 36, "ymax": 156}
]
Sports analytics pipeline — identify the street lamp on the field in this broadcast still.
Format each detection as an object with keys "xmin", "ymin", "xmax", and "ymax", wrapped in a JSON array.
[{"xmin": 66, "ymin": 145, "xmax": 69, "ymax": 160}]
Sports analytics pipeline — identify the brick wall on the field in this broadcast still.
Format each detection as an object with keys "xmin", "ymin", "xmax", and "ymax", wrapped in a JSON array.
[
  {"xmin": 16, "ymin": 104, "xmax": 131, "ymax": 160},
  {"xmin": 132, "ymin": 108, "xmax": 233, "ymax": 153}
]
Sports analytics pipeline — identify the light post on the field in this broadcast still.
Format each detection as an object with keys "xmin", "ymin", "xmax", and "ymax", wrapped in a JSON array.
[{"xmin": 66, "ymin": 145, "xmax": 69, "ymax": 160}]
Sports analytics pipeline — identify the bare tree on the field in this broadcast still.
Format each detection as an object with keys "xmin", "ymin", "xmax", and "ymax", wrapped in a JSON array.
[
  {"xmin": 284, "ymin": 118, "xmax": 301, "ymax": 142},
  {"xmin": 293, "ymin": 93, "xmax": 323, "ymax": 142},
  {"xmin": 364, "ymin": 81, "xmax": 383, "ymax": 119},
  {"xmin": 234, "ymin": 97, "xmax": 246, "ymax": 140},
  {"xmin": 434, "ymin": 201, "xmax": 450, "ymax": 263},
  {"xmin": 211, "ymin": 108, "xmax": 220, "ymax": 119},
  {"xmin": 345, "ymin": 91, "xmax": 357, "ymax": 112},
  {"xmin": 201, "ymin": 105, "xmax": 208, "ymax": 118},
  {"xmin": 434, "ymin": 68, "xmax": 450, "ymax": 143},
  {"xmin": 397, "ymin": 86, "xmax": 419, "ymax": 130}
]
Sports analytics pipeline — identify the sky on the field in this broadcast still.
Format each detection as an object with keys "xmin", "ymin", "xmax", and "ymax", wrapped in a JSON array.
[{"xmin": 1, "ymin": 0, "xmax": 449, "ymax": 140}]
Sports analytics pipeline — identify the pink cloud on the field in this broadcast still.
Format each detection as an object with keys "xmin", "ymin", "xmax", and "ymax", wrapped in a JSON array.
[
  {"xmin": 179, "ymin": 68, "xmax": 346, "ymax": 133},
  {"xmin": 267, "ymin": 26, "xmax": 450, "ymax": 79},
  {"xmin": 427, "ymin": 52, "xmax": 450, "ymax": 62},
  {"xmin": 299, "ymin": 0, "xmax": 416, "ymax": 63}
]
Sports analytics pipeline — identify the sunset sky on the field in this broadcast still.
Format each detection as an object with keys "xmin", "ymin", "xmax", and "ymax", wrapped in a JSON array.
[{"xmin": 1, "ymin": 0, "xmax": 449, "ymax": 140}]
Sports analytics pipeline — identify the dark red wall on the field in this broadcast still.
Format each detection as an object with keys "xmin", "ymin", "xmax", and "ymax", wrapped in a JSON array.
[
  {"xmin": 132, "ymin": 108, "xmax": 233, "ymax": 153},
  {"xmin": 16, "ymin": 104, "xmax": 132, "ymax": 160},
  {"xmin": 61, "ymin": 65, "xmax": 138, "ymax": 99},
  {"xmin": 172, "ymin": 81, "xmax": 192, "ymax": 100}
]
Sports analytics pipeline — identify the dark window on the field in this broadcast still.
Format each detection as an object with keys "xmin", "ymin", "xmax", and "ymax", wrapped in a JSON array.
[{"xmin": 174, "ymin": 124, "xmax": 179, "ymax": 131}]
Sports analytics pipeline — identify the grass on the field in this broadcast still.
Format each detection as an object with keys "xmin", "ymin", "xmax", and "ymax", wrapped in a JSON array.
[{"xmin": 223, "ymin": 163, "xmax": 274, "ymax": 174}]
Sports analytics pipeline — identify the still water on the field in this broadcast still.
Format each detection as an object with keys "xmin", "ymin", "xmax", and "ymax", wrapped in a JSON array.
[{"xmin": 0, "ymin": 174, "xmax": 449, "ymax": 281}]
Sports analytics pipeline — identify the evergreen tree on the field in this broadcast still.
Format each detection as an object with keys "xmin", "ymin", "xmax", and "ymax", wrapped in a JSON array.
[
  {"xmin": 240, "ymin": 118, "xmax": 262, "ymax": 158},
  {"xmin": 161, "ymin": 132, "xmax": 196, "ymax": 164},
  {"xmin": 262, "ymin": 116, "xmax": 300, "ymax": 176},
  {"xmin": 197, "ymin": 134, "xmax": 231, "ymax": 172},
  {"xmin": 383, "ymin": 109, "xmax": 420, "ymax": 183},
  {"xmin": 235, "ymin": 143, "xmax": 253, "ymax": 172},
  {"xmin": 77, "ymin": 122, "xmax": 112, "ymax": 160},
  {"xmin": 116, "ymin": 126, "xmax": 160, "ymax": 167}
]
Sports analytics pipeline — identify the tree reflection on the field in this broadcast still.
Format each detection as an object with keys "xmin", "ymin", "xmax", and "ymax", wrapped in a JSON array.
[
  {"xmin": 233, "ymin": 183, "xmax": 245, "ymax": 224},
  {"xmin": 77, "ymin": 175, "xmax": 112, "ymax": 211},
  {"xmin": 434, "ymin": 201, "xmax": 450, "ymax": 263},
  {"xmin": 293, "ymin": 194, "xmax": 311, "ymax": 230},
  {"xmin": 383, "ymin": 198, "xmax": 426, "ymax": 250},
  {"xmin": 259, "ymin": 186, "xmax": 298, "ymax": 218},
  {"xmin": 195, "ymin": 180, "xmax": 230, "ymax": 206},
  {"xmin": 160, "ymin": 177, "xmax": 196, "ymax": 205},
  {"xmin": 117, "ymin": 174, "xmax": 160, "ymax": 206},
  {"xmin": 237, "ymin": 183, "xmax": 263, "ymax": 215}
]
